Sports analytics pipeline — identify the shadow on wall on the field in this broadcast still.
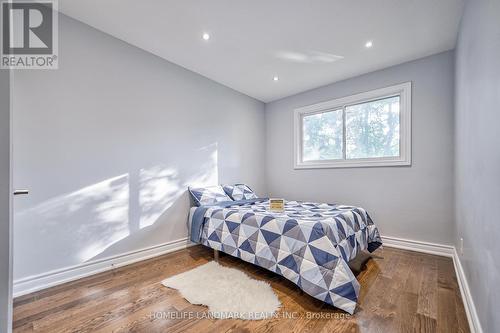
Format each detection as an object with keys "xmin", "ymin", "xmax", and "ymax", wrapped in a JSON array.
[{"xmin": 14, "ymin": 143, "xmax": 219, "ymax": 273}]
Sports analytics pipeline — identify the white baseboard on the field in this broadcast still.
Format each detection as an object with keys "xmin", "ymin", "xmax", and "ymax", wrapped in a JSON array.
[
  {"xmin": 13, "ymin": 237, "xmax": 194, "ymax": 298},
  {"xmin": 382, "ymin": 235, "xmax": 482, "ymax": 333},
  {"xmin": 452, "ymin": 249, "xmax": 483, "ymax": 333},
  {"xmin": 381, "ymin": 235, "xmax": 454, "ymax": 257}
]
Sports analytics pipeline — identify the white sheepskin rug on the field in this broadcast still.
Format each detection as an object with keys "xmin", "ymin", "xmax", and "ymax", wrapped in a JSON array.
[{"xmin": 161, "ymin": 261, "xmax": 281, "ymax": 320}]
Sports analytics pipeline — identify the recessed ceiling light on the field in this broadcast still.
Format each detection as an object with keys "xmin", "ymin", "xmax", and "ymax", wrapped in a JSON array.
[
  {"xmin": 202, "ymin": 33, "xmax": 210, "ymax": 41},
  {"xmin": 273, "ymin": 76, "xmax": 279, "ymax": 81},
  {"xmin": 365, "ymin": 40, "xmax": 373, "ymax": 48}
]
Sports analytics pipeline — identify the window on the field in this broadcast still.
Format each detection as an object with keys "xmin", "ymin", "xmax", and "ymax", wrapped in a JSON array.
[{"xmin": 294, "ymin": 82, "xmax": 411, "ymax": 168}]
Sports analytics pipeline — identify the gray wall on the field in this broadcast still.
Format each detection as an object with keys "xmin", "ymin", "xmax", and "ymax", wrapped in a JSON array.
[
  {"xmin": 12, "ymin": 14, "xmax": 266, "ymax": 280},
  {"xmin": 265, "ymin": 51, "xmax": 455, "ymax": 245},
  {"xmin": 1, "ymin": 68, "xmax": 12, "ymax": 332},
  {"xmin": 454, "ymin": 0, "xmax": 500, "ymax": 332}
]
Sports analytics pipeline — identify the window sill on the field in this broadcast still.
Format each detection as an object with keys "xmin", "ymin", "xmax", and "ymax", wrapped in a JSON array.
[{"xmin": 294, "ymin": 157, "xmax": 411, "ymax": 169}]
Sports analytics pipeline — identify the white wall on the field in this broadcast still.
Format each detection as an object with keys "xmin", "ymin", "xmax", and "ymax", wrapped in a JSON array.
[
  {"xmin": 454, "ymin": 0, "xmax": 500, "ymax": 332},
  {"xmin": 12, "ymin": 14, "xmax": 266, "ymax": 280},
  {"xmin": 265, "ymin": 51, "xmax": 455, "ymax": 245},
  {"xmin": 0, "ymin": 69, "xmax": 13, "ymax": 332}
]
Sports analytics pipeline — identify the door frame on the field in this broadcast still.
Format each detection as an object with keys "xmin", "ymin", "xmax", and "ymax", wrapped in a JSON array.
[
  {"xmin": 7, "ymin": 68, "xmax": 14, "ymax": 333},
  {"xmin": 1, "ymin": 68, "xmax": 14, "ymax": 333}
]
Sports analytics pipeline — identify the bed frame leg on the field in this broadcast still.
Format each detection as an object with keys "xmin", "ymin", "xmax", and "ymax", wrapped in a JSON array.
[{"xmin": 214, "ymin": 249, "xmax": 219, "ymax": 262}]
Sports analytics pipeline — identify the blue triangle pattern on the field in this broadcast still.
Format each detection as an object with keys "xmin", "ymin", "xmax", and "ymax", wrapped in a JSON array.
[
  {"xmin": 283, "ymin": 219, "xmax": 298, "ymax": 234},
  {"xmin": 239, "ymin": 239, "xmax": 254, "ymax": 254},
  {"xmin": 225, "ymin": 221, "xmax": 239, "ymax": 233},
  {"xmin": 261, "ymin": 229, "xmax": 281, "ymax": 245},
  {"xmin": 278, "ymin": 254, "xmax": 300, "ymax": 274},
  {"xmin": 324, "ymin": 292, "xmax": 333, "ymax": 305},
  {"xmin": 261, "ymin": 215, "xmax": 274, "ymax": 226},
  {"xmin": 335, "ymin": 219, "xmax": 346, "ymax": 239},
  {"xmin": 208, "ymin": 231, "xmax": 220, "ymax": 242},
  {"xmin": 308, "ymin": 222, "xmax": 324, "ymax": 242},
  {"xmin": 242, "ymin": 212, "xmax": 254, "ymax": 222},
  {"xmin": 330, "ymin": 282, "xmax": 358, "ymax": 302},
  {"xmin": 309, "ymin": 245, "xmax": 338, "ymax": 266}
]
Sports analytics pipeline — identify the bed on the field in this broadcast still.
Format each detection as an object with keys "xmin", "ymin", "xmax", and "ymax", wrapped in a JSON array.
[{"xmin": 188, "ymin": 195, "xmax": 382, "ymax": 314}]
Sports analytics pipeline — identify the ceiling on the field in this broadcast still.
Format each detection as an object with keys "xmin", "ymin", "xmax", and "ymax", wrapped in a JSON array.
[{"xmin": 59, "ymin": 0, "xmax": 465, "ymax": 102}]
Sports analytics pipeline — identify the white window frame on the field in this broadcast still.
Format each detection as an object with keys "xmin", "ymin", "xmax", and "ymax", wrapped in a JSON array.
[{"xmin": 294, "ymin": 82, "xmax": 411, "ymax": 169}]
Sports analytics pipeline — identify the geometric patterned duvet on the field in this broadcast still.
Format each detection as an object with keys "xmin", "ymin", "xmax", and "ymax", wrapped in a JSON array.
[{"xmin": 197, "ymin": 199, "xmax": 382, "ymax": 314}]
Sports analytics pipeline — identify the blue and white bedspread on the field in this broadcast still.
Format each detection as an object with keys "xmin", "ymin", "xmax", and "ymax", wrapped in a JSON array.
[{"xmin": 190, "ymin": 199, "xmax": 382, "ymax": 314}]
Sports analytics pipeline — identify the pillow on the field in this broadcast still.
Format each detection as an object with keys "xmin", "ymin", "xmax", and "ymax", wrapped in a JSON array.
[
  {"xmin": 188, "ymin": 185, "xmax": 232, "ymax": 206},
  {"xmin": 223, "ymin": 184, "xmax": 258, "ymax": 201}
]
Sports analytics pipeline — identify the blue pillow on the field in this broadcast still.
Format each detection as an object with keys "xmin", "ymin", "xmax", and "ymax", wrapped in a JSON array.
[
  {"xmin": 188, "ymin": 185, "xmax": 232, "ymax": 206},
  {"xmin": 223, "ymin": 184, "xmax": 258, "ymax": 201}
]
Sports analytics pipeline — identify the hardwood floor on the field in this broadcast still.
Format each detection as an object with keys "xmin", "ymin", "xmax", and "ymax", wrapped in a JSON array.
[{"xmin": 13, "ymin": 246, "xmax": 470, "ymax": 333}]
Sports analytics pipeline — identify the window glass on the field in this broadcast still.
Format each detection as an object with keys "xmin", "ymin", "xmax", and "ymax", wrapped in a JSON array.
[
  {"xmin": 302, "ymin": 109, "xmax": 343, "ymax": 161},
  {"xmin": 345, "ymin": 96, "xmax": 400, "ymax": 159}
]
